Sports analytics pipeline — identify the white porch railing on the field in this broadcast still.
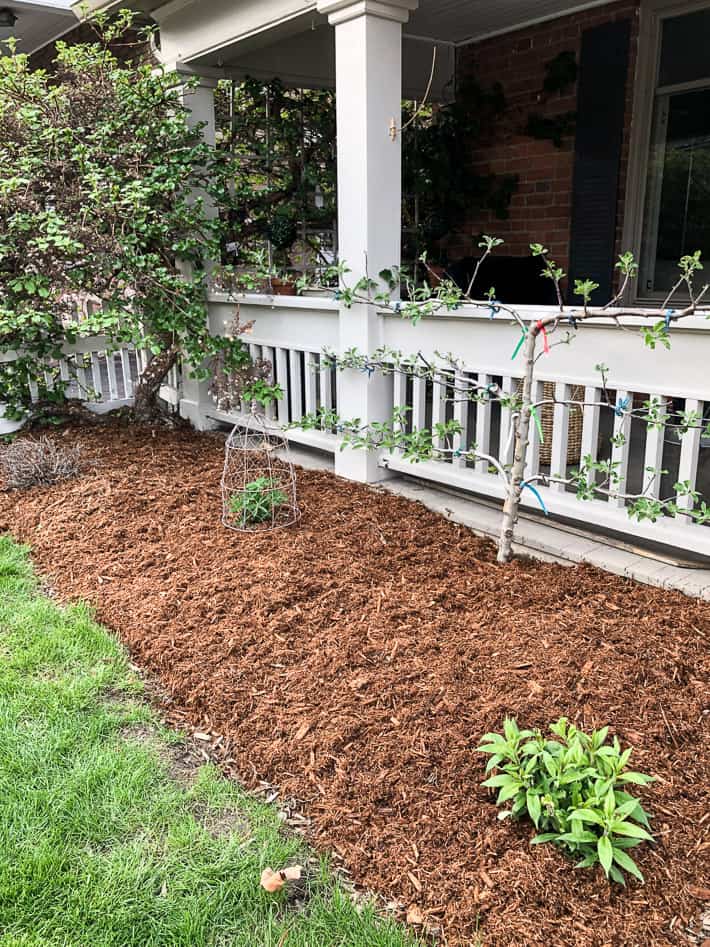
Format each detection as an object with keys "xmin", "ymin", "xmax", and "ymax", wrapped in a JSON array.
[
  {"xmin": 3, "ymin": 295, "xmax": 708, "ymax": 558},
  {"xmin": 0, "ymin": 335, "xmax": 148, "ymax": 420},
  {"xmin": 199, "ymin": 294, "xmax": 710, "ymax": 559},
  {"xmin": 202, "ymin": 293, "xmax": 341, "ymax": 453}
]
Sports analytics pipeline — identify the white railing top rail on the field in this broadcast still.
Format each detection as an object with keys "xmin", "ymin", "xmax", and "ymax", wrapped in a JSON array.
[
  {"xmin": 380, "ymin": 302, "xmax": 710, "ymax": 331},
  {"xmin": 207, "ymin": 291, "xmax": 339, "ymax": 312},
  {"xmin": 0, "ymin": 335, "xmax": 135, "ymax": 363}
]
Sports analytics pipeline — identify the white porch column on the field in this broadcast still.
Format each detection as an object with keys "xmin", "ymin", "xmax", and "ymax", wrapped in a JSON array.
[
  {"xmin": 169, "ymin": 71, "xmax": 221, "ymax": 431},
  {"xmin": 318, "ymin": 0, "xmax": 417, "ymax": 482}
]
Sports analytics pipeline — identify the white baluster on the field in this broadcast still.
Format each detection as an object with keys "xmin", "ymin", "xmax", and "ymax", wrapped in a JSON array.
[
  {"xmin": 432, "ymin": 370, "xmax": 448, "ymax": 453},
  {"xmin": 411, "ymin": 373, "xmax": 426, "ymax": 432},
  {"xmin": 289, "ymin": 350, "xmax": 303, "ymax": 423},
  {"xmin": 90, "ymin": 352, "xmax": 103, "ymax": 399},
  {"xmin": 452, "ymin": 371, "xmax": 469, "ymax": 469},
  {"xmin": 320, "ymin": 354, "xmax": 334, "ymax": 413},
  {"xmin": 105, "ymin": 352, "xmax": 119, "ymax": 402},
  {"xmin": 58, "ymin": 357, "xmax": 70, "ymax": 392},
  {"xmin": 262, "ymin": 346, "xmax": 276, "ymax": 420},
  {"xmin": 475, "ymin": 373, "xmax": 492, "ymax": 474},
  {"xmin": 120, "ymin": 348, "xmax": 133, "ymax": 399},
  {"xmin": 609, "ymin": 388, "xmax": 632, "ymax": 508},
  {"xmin": 642, "ymin": 394, "xmax": 667, "ymax": 500},
  {"xmin": 580, "ymin": 386, "xmax": 602, "ymax": 489},
  {"xmin": 524, "ymin": 380, "xmax": 545, "ymax": 483},
  {"xmin": 393, "ymin": 367, "xmax": 408, "ymax": 453},
  {"xmin": 275, "ymin": 348, "xmax": 289, "ymax": 425},
  {"xmin": 75, "ymin": 355, "xmax": 88, "ymax": 399},
  {"xmin": 550, "ymin": 382, "xmax": 571, "ymax": 493},
  {"xmin": 304, "ymin": 352, "xmax": 318, "ymax": 416},
  {"xmin": 675, "ymin": 398, "xmax": 703, "ymax": 525},
  {"xmin": 498, "ymin": 376, "xmax": 516, "ymax": 468}
]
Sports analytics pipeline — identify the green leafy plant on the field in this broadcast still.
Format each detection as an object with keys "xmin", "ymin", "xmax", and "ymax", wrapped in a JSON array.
[
  {"xmin": 216, "ymin": 77, "xmax": 337, "ymax": 268},
  {"xmin": 478, "ymin": 717, "xmax": 655, "ymax": 884},
  {"xmin": 229, "ymin": 477, "xmax": 288, "ymax": 525},
  {"xmin": 402, "ymin": 78, "xmax": 517, "ymax": 267}
]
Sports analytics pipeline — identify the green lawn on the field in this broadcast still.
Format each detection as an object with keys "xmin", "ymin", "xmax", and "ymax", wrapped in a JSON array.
[{"xmin": 0, "ymin": 536, "xmax": 418, "ymax": 947}]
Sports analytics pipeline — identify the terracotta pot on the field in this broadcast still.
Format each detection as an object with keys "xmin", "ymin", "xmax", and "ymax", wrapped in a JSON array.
[
  {"xmin": 270, "ymin": 278, "xmax": 297, "ymax": 297},
  {"xmin": 426, "ymin": 263, "xmax": 447, "ymax": 287}
]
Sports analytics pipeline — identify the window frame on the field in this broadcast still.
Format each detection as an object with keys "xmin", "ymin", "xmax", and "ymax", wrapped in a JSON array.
[{"xmin": 621, "ymin": 0, "xmax": 710, "ymax": 304}]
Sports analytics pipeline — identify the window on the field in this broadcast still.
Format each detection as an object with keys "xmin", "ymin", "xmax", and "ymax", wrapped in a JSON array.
[{"xmin": 639, "ymin": 6, "xmax": 710, "ymax": 296}]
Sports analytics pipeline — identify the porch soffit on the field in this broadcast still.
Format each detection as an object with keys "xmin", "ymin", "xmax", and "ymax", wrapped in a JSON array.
[
  {"xmin": 70, "ymin": 0, "xmax": 623, "ymax": 97},
  {"xmin": 73, "ymin": 0, "xmax": 624, "ymax": 58},
  {"xmin": 11, "ymin": 0, "xmax": 75, "ymax": 54}
]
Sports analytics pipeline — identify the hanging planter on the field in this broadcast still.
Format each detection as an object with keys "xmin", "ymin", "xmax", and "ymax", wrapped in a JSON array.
[{"xmin": 221, "ymin": 410, "xmax": 300, "ymax": 533}]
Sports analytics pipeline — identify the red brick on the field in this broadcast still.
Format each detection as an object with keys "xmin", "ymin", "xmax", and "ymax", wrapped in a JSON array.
[{"xmin": 452, "ymin": 0, "xmax": 640, "ymax": 272}]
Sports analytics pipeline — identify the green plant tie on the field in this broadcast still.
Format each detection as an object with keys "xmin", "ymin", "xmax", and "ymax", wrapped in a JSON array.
[
  {"xmin": 511, "ymin": 328, "xmax": 528, "ymax": 360},
  {"xmin": 529, "ymin": 404, "xmax": 544, "ymax": 444}
]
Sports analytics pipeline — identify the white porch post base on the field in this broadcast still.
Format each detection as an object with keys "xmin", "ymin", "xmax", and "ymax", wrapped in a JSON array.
[
  {"xmin": 178, "ymin": 387, "xmax": 220, "ymax": 431},
  {"xmin": 336, "ymin": 308, "xmax": 394, "ymax": 481},
  {"xmin": 319, "ymin": 0, "xmax": 416, "ymax": 483}
]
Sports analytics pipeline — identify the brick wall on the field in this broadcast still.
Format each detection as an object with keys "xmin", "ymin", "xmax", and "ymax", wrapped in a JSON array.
[{"xmin": 450, "ymin": 0, "xmax": 640, "ymax": 275}]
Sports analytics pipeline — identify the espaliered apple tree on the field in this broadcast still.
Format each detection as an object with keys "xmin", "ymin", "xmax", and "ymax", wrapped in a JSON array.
[
  {"xmin": 295, "ymin": 241, "xmax": 710, "ymax": 563},
  {"xmin": 0, "ymin": 14, "xmax": 250, "ymax": 421}
]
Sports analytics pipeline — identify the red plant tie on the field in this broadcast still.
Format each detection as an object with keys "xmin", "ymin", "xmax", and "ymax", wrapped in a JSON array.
[{"xmin": 536, "ymin": 320, "xmax": 550, "ymax": 355}]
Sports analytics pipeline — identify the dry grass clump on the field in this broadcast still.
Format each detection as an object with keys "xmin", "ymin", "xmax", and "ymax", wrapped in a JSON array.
[{"xmin": 0, "ymin": 436, "xmax": 83, "ymax": 490}]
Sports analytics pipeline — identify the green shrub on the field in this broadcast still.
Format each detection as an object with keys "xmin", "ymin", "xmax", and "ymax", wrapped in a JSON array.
[
  {"xmin": 229, "ymin": 477, "xmax": 288, "ymax": 525},
  {"xmin": 477, "ymin": 717, "xmax": 654, "ymax": 884}
]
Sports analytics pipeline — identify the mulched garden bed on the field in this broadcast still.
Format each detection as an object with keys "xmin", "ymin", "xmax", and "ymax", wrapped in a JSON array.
[{"xmin": 2, "ymin": 423, "xmax": 709, "ymax": 947}]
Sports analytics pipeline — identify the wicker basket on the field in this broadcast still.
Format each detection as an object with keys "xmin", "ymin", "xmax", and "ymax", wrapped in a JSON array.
[{"xmin": 517, "ymin": 381, "xmax": 584, "ymax": 466}]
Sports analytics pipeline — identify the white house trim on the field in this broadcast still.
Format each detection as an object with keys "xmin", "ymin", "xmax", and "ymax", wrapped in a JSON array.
[
  {"xmin": 317, "ymin": 0, "xmax": 417, "ymax": 26},
  {"xmin": 621, "ymin": 0, "xmax": 710, "ymax": 305}
]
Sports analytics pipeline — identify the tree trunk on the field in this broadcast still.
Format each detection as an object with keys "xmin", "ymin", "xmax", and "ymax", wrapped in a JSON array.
[
  {"xmin": 497, "ymin": 328, "xmax": 539, "ymax": 564},
  {"xmin": 132, "ymin": 343, "xmax": 179, "ymax": 422}
]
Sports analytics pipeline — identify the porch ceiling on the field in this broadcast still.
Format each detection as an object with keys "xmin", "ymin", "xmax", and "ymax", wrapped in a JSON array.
[
  {"xmin": 7, "ymin": 0, "xmax": 75, "ymax": 54},
  {"xmin": 73, "ymin": 0, "xmax": 618, "ymax": 49},
  {"xmin": 408, "ymin": 0, "xmax": 615, "ymax": 44},
  {"xmin": 70, "ymin": 0, "xmax": 617, "ymax": 96}
]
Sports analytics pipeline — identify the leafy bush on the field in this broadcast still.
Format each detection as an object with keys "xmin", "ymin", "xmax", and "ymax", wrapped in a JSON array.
[
  {"xmin": 229, "ymin": 477, "xmax": 288, "ymax": 525},
  {"xmin": 478, "ymin": 717, "xmax": 654, "ymax": 884},
  {"xmin": 0, "ymin": 15, "xmax": 250, "ymax": 421},
  {"xmin": 0, "ymin": 436, "xmax": 82, "ymax": 490}
]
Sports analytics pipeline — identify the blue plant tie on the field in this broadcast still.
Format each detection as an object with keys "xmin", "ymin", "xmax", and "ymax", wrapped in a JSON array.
[
  {"xmin": 615, "ymin": 397, "xmax": 630, "ymax": 417},
  {"xmin": 567, "ymin": 313, "xmax": 578, "ymax": 329},
  {"xmin": 521, "ymin": 481, "xmax": 549, "ymax": 516},
  {"xmin": 664, "ymin": 308, "xmax": 674, "ymax": 332},
  {"xmin": 453, "ymin": 449, "xmax": 463, "ymax": 458},
  {"xmin": 334, "ymin": 290, "xmax": 342, "ymax": 300},
  {"xmin": 489, "ymin": 301, "xmax": 501, "ymax": 319},
  {"xmin": 394, "ymin": 301, "xmax": 402, "ymax": 313}
]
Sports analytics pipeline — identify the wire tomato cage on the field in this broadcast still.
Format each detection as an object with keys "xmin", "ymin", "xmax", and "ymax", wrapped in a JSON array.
[{"xmin": 220, "ymin": 409, "xmax": 301, "ymax": 533}]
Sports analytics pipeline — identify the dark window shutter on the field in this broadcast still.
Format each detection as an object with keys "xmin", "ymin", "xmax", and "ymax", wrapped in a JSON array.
[{"xmin": 567, "ymin": 19, "xmax": 631, "ymax": 304}]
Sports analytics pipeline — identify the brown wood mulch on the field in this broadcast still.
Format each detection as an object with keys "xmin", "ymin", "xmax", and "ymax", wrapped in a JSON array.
[{"xmin": 1, "ymin": 424, "xmax": 709, "ymax": 947}]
